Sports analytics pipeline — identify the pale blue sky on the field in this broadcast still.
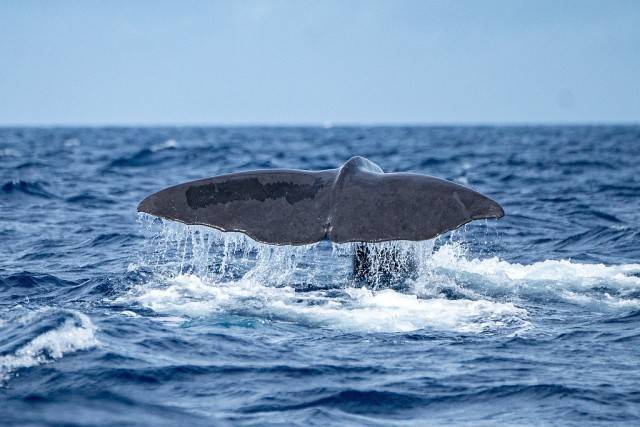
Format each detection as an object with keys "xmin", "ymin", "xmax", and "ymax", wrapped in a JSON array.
[{"xmin": 1, "ymin": 0, "xmax": 638, "ymax": 125}]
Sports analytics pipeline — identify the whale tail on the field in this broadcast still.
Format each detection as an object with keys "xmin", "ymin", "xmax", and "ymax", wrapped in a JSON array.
[{"xmin": 138, "ymin": 156, "xmax": 504, "ymax": 245}]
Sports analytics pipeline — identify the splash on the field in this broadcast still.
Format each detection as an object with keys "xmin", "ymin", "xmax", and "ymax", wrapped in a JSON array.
[
  {"xmin": 131, "ymin": 218, "xmax": 640, "ymax": 333},
  {"xmin": 137, "ymin": 214, "xmax": 322, "ymax": 285},
  {"xmin": 129, "ymin": 218, "xmax": 531, "ymax": 333},
  {"xmin": 137, "ymin": 214, "xmax": 438, "ymax": 287}
]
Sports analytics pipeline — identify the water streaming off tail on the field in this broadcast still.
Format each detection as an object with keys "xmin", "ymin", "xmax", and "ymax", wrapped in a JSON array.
[
  {"xmin": 136, "ymin": 213, "xmax": 441, "ymax": 288},
  {"xmin": 137, "ymin": 214, "xmax": 325, "ymax": 286}
]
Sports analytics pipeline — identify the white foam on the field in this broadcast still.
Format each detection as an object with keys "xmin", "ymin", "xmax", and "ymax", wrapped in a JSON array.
[
  {"xmin": 426, "ymin": 244, "xmax": 640, "ymax": 310},
  {"xmin": 431, "ymin": 245, "xmax": 640, "ymax": 286},
  {"xmin": 120, "ymin": 274, "xmax": 529, "ymax": 334},
  {"xmin": 291, "ymin": 286, "xmax": 528, "ymax": 333},
  {"xmin": 0, "ymin": 311, "xmax": 99, "ymax": 381}
]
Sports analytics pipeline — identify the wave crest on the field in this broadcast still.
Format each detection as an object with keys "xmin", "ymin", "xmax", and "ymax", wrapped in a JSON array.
[{"xmin": 0, "ymin": 309, "xmax": 99, "ymax": 381}]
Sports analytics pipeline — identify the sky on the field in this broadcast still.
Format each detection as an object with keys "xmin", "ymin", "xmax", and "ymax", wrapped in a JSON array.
[{"xmin": 0, "ymin": 0, "xmax": 638, "ymax": 125}]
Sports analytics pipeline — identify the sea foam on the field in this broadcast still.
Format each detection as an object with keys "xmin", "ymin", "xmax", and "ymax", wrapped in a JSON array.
[{"xmin": 0, "ymin": 310, "xmax": 99, "ymax": 381}]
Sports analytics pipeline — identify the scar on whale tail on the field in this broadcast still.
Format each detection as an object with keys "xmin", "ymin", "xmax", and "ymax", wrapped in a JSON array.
[{"xmin": 138, "ymin": 156, "xmax": 504, "ymax": 279}]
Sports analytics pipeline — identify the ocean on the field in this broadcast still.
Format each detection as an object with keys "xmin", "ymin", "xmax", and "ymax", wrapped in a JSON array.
[{"xmin": 1, "ymin": 126, "xmax": 639, "ymax": 426}]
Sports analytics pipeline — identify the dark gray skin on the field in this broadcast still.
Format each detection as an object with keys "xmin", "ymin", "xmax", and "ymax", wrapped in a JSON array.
[{"xmin": 137, "ymin": 156, "xmax": 505, "ymax": 245}]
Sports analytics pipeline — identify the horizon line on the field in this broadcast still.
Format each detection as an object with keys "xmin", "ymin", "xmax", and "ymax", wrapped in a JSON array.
[{"xmin": 0, "ymin": 121, "xmax": 639, "ymax": 128}]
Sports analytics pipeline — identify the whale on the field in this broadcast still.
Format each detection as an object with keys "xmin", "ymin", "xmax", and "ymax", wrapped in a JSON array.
[{"xmin": 137, "ymin": 156, "xmax": 504, "ymax": 245}]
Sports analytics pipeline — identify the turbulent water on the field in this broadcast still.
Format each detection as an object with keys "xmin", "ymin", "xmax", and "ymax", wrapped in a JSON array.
[{"xmin": 1, "ymin": 126, "xmax": 639, "ymax": 426}]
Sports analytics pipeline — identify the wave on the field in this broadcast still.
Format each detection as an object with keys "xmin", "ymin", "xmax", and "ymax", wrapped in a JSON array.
[
  {"xmin": 65, "ymin": 192, "xmax": 114, "ymax": 207},
  {"xmin": 151, "ymin": 139, "xmax": 177, "ymax": 152},
  {"xmin": 429, "ymin": 244, "xmax": 640, "ymax": 286},
  {"xmin": 73, "ymin": 232, "xmax": 133, "ymax": 249},
  {"xmin": 107, "ymin": 139, "xmax": 178, "ymax": 168},
  {"xmin": 425, "ymin": 244, "xmax": 640, "ymax": 311},
  {"xmin": 241, "ymin": 383, "xmax": 628, "ymax": 420},
  {"xmin": 244, "ymin": 389, "xmax": 428, "ymax": 415},
  {"xmin": 14, "ymin": 161, "xmax": 48, "ymax": 170},
  {"xmin": 0, "ymin": 309, "xmax": 98, "ymax": 381},
  {"xmin": 1, "ymin": 180, "xmax": 55, "ymax": 198},
  {"xmin": 0, "ymin": 272, "xmax": 80, "ymax": 302},
  {"xmin": 597, "ymin": 184, "xmax": 640, "ymax": 197}
]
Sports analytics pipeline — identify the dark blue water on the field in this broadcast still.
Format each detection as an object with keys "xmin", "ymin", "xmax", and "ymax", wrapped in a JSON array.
[{"xmin": 1, "ymin": 126, "xmax": 639, "ymax": 426}]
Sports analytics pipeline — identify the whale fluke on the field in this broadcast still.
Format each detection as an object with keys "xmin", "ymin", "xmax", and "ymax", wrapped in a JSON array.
[{"xmin": 138, "ymin": 156, "xmax": 504, "ymax": 245}]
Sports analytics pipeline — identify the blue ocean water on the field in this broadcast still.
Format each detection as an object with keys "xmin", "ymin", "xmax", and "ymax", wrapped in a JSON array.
[{"xmin": 0, "ymin": 126, "xmax": 639, "ymax": 426}]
